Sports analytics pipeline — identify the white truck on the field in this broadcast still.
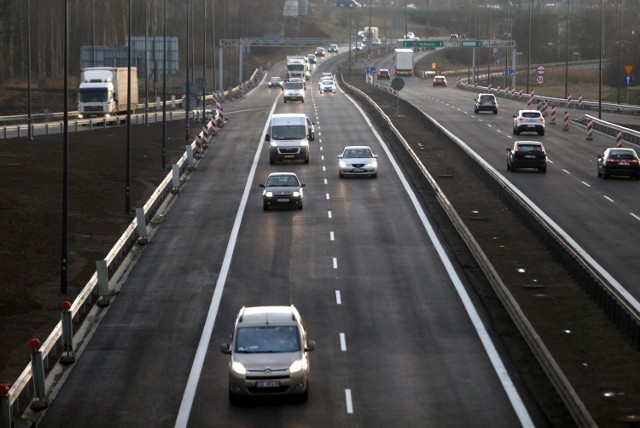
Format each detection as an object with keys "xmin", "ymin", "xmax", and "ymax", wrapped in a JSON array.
[
  {"xmin": 393, "ymin": 48, "xmax": 414, "ymax": 77},
  {"xmin": 363, "ymin": 26, "xmax": 378, "ymax": 41},
  {"xmin": 78, "ymin": 67, "xmax": 139, "ymax": 118},
  {"xmin": 286, "ymin": 56, "xmax": 310, "ymax": 81}
]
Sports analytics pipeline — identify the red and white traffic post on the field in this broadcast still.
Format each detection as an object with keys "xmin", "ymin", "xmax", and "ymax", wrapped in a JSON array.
[
  {"xmin": 29, "ymin": 339, "xmax": 49, "ymax": 411},
  {"xmin": 563, "ymin": 111, "xmax": 570, "ymax": 131},
  {"xmin": 586, "ymin": 118, "xmax": 593, "ymax": 140},
  {"xmin": 616, "ymin": 130, "xmax": 623, "ymax": 147},
  {"xmin": 550, "ymin": 106, "xmax": 557, "ymax": 125}
]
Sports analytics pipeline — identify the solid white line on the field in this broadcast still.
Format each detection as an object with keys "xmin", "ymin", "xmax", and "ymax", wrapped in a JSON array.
[
  {"xmin": 346, "ymin": 94, "xmax": 534, "ymax": 427},
  {"xmin": 335, "ymin": 290, "xmax": 342, "ymax": 304},
  {"xmin": 345, "ymin": 389, "xmax": 354, "ymax": 414},
  {"xmin": 340, "ymin": 333, "xmax": 347, "ymax": 351},
  {"xmin": 174, "ymin": 97, "xmax": 279, "ymax": 428}
]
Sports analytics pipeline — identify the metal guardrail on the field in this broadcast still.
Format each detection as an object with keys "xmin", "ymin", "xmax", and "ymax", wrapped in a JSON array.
[
  {"xmin": 341, "ymin": 74, "xmax": 640, "ymax": 426},
  {"xmin": 2, "ymin": 68, "xmax": 265, "ymax": 427}
]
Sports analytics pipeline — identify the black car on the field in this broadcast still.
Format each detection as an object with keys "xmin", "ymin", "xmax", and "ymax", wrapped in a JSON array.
[
  {"xmin": 259, "ymin": 172, "xmax": 306, "ymax": 210},
  {"xmin": 597, "ymin": 148, "xmax": 640, "ymax": 179},
  {"xmin": 507, "ymin": 141, "xmax": 547, "ymax": 173}
]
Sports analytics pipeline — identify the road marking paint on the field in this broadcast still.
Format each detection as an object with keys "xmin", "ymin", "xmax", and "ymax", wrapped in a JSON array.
[
  {"xmin": 581, "ymin": 181, "xmax": 591, "ymax": 187},
  {"xmin": 326, "ymin": 193, "xmax": 330, "ymax": 200},
  {"xmin": 604, "ymin": 195, "xmax": 614, "ymax": 203},
  {"xmin": 562, "ymin": 169, "xmax": 571, "ymax": 174},
  {"xmin": 323, "ymin": 166, "xmax": 326, "ymax": 172},
  {"xmin": 340, "ymin": 333, "xmax": 347, "ymax": 351},
  {"xmin": 330, "ymin": 231, "xmax": 335, "ymax": 241},
  {"xmin": 631, "ymin": 213, "xmax": 640, "ymax": 221},
  {"xmin": 345, "ymin": 389, "xmax": 354, "ymax": 414},
  {"xmin": 333, "ymin": 257, "xmax": 338, "ymax": 269},
  {"xmin": 328, "ymin": 210, "xmax": 332, "ymax": 219},
  {"xmin": 335, "ymin": 290, "xmax": 342, "ymax": 304},
  {"xmin": 324, "ymin": 178, "xmax": 328, "ymax": 185}
]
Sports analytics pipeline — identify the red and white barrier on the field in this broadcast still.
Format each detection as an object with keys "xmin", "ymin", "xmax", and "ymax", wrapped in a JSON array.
[
  {"xmin": 550, "ymin": 106, "xmax": 557, "ymax": 125},
  {"xmin": 563, "ymin": 111, "xmax": 569, "ymax": 131},
  {"xmin": 616, "ymin": 130, "xmax": 623, "ymax": 147},
  {"xmin": 578, "ymin": 94, "xmax": 583, "ymax": 109},
  {"xmin": 567, "ymin": 93, "xmax": 572, "ymax": 108},
  {"xmin": 586, "ymin": 118, "xmax": 593, "ymax": 140},
  {"xmin": 527, "ymin": 90, "xmax": 534, "ymax": 108}
]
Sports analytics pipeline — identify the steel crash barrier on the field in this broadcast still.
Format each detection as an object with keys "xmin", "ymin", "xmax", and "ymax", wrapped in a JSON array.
[
  {"xmin": 341, "ymin": 73, "xmax": 640, "ymax": 427},
  {"xmin": 0, "ymin": 66, "xmax": 266, "ymax": 425}
]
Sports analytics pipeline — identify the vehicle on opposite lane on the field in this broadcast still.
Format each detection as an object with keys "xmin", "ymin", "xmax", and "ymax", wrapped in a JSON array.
[
  {"xmin": 473, "ymin": 93, "xmax": 498, "ymax": 114},
  {"xmin": 220, "ymin": 305, "xmax": 316, "ymax": 404},
  {"xmin": 597, "ymin": 147, "xmax": 640, "ymax": 179},
  {"xmin": 513, "ymin": 109, "xmax": 545, "ymax": 136},
  {"xmin": 507, "ymin": 141, "xmax": 547, "ymax": 173},
  {"xmin": 319, "ymin": 78, "xmax": 337, "ymax": 94},
  {"xmin": 338, "ymin": 145, "xmax": 378, "ymax": 178},
  {"xmin": 268, "ymin": 76, "xmax": 283, "ymax": 88},
  {"xmin": 259, "ymin": 172, "xmax": 306, "ymax": 210}
]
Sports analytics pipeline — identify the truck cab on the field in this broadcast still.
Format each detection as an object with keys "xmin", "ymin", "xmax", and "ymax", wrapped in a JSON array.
[{"xmin": 266, "ymin": 113, "xmax": 310, "ymax": 164}]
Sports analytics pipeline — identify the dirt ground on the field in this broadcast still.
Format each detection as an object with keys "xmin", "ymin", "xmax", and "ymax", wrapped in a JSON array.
[{"xmin": 1, "ymin": 78, "xmax": 639, "ymax": 426}]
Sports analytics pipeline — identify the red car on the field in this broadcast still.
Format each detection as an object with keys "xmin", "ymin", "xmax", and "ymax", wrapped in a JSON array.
[{"xmin": 377, "ymin": 68, "xmax": 391, "ymax": 79}]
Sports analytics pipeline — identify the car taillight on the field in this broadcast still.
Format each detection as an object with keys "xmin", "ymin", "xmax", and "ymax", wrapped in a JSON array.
[
  {"xmin": 478, "ymin": 100, "xmax": 484, "ymax": 105},
  {"xmin": 492, "ymin": 100, "xmax": 497, "ymax": 105},
  {"xmin": 538, "ymin": 118, "xmax": 545, "ymax": 122},
  {"xmin": 517, "ymin": 117, "xmax": 526, "ymax": 122}
]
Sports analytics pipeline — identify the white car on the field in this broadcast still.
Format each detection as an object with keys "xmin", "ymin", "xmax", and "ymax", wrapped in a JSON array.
[
  {"xmin": 338, "ymin": 145, "xmax": 378, "ymax": 178},
  {"xmin": 319, "ymin": 79, "xmax": 336, "ymax": 94},
  {"xmin": 513, "ymin": 109, "xmax": 545, "ymax": 136},
  {"xmin": 283, "ymin": 80, "xmax": 305, "ymax": 103}
]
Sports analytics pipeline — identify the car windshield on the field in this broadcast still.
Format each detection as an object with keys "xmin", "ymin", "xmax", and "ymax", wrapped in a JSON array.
[
  {"xmin": 266, "ymin": 175, "xmax": 300, "ymax": 187},
  {"xmin": 235, "ymin": 326, "xmax": 301, "ymax": 353},
  {"xmin": 608, "ymin": 150, "xmax": 636, "ymax": 159},
  {"xmin": 344, "ymin": 148, "xmax": 372, "ymax": 158},
  {"xmin": 522, "ymin": 112, "xmax": 541, "ymax": 118},
  {"xmin": 480, "ymin": 95, "xmax": 494, "ymax": 101},
  {"xmin": 518, "ymin": 144, "xmax": 543, "ymax": 152},
  {"xmin": 271, "ymin": 124, "xmax": 306, "ymax": 140}
]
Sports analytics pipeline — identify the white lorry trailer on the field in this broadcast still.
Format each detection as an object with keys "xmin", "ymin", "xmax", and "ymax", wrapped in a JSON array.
[
  {"xmin": 78, "ymin": 67, "xmax": 139, "ymax": 118},
  {"xmin": 393, "ymin": 48, "xmax": 414, "ymax": 77}
]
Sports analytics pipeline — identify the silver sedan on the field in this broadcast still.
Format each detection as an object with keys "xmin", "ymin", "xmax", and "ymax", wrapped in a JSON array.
[{"xmin": 337, "ymin": 145, "xmax": 378, "ymax": 178}]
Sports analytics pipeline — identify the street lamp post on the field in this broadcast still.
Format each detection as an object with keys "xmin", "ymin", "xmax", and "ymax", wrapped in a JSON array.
[
  {"xmin": 61, "ymin": 0, "xmax": 69, "ymax": 294},
  {"xmin": 526, "ymin": 0, "xmax": 532, "ymax": 94},
  {"xmin": 564, "ymin": 0, "xmax": 570, "ymax": 99},
  {"xmin": 162, "ymin": 0, "xmax": 167, "ymax": 170},
  {"xmin": 617, "ymin": 0, "xmax": 623, "ymax": 105},
  {"xmin": 126, "ymin": 0, "xmax": 132, "ymax": 213},
  {"xmin": 598, "ymin": 0, "xmax": 603, "ymax": 119}
]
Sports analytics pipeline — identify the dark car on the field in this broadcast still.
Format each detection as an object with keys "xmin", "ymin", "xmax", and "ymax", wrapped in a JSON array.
[
  {"xmin": 314, "ymin": 47, "xmax": 326, "ymax": 57},
  {"xmin": 507, "ymin": 141, "xmax": 547, "ymax": 173},
  {"xmin": 597, "ymin": 148, "xmax": 640, "ymax": 179},
  {"xmin": 377, "ymin": 69, "xmax": 391, "ymax": 79},
  {"xmin": 259, "ymin": 172, "xmax": 306, "ymax": 210},
  {"xmin": 473, "ymin": 93, "xmax": 498, "ymax": 114}
]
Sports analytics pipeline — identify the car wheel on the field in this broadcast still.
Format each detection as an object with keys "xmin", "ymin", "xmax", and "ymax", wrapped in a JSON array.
[
  {"xmin": 597, "ymin": 169, "xmax": 602, "ymax": 177},
  {"xmin": 540, "ymin": 166, "xmax": 547, "ymax": 173},
  {"xmin": 339, "ymin": 172, "xmax": 344, "ymax": 178},
  {"xmin": 269, "ymin": 155, "xmax": 275, "ymax": 165},
  {"xmin": 538, "ymin": 129, "xmax": 545, "ymax": 136},
  {"xmin": 297, "ymin": 389, "xmax": 309, "ymax": 403},
  {"xmin": 371, "ymin": 172, "xmax": 377, "ymax": 178},
  {"xmin": 515, "ymin": 128, "xmax": 520, "ymax": 135},
  {"xmin": 263, "ymin": 201, "xmax": 269, "ymax": 210},
  {"xmin": 493, "ymin": 110, "xmax": 498, "ymax": 114},
  {"xmin": 474, "ymin": 108, "xmax": 478, "ymax": 114},
  {"xmin": 305, "ymin": 156, "xmax": 310, "ymax": 164},
  {"xmin": 298, "ymin": 201, "xmax": 303, "ymax": 210},
  {"xmin": 302, "ymin": 99, "xmax": 305, "ymax": 103},
  {"xmin": 603, "ymin": 172, "xmax": 609, "ymax": 179},
  {"xmin": 284, "ymin": 99, "xmax": 287, "ymax": 103}
]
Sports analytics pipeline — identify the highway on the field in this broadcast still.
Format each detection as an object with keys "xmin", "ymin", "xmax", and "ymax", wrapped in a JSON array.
[
  {"xmin": 37, "ymin": 55, "xmax": 542, "ymax": 427},
  {"xmin": 390, "ymin": 66, "xmax": 640, "ymax": 305}
]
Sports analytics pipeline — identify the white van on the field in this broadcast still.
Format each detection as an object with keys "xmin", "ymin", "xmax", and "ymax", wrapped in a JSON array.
[{"xmin": 266, "ymin": 113, "xmax": 310, "ymax": 164}]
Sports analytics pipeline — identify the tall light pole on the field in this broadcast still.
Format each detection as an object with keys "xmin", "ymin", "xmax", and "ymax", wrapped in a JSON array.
[
  {"xmin": 27, "ymin": 0, "xmax": 32, "ymax": 140},
  {"xmin": 126, "ymin": 0, "xmax": 132, "ymax": 213},
  {"xmin": 61, "ymin": 0, "xmax": 69, "ymax": 294},
  {"xmin": 617, "ymin": 0, "xmax": 623, "ymax": 105},
  {"xmin": 564, "ymin": 0, "xmax": 570, "ymax": 99},
  {"xmin": 598, "ymin": 0, "xmax": 603, "ymax": 119},
  {"xmin": 526, "ymin": 0, "xmax": 532, "ymax": 94},
  {"xmin": 162, "ymin": 0, "xmax": 167, "ymax": 170}
]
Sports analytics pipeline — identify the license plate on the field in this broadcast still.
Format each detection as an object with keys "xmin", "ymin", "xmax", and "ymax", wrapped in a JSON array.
[
  {"xmin": 525, "ymin": 155, "xmax": 536, "ymax": 158},
  {"xmin": 255, "ymin": 381, "xmax": 280, "ymax": 388},
  {"xmin": 526, "ymin": 124, "xmax": 535, "ymax": 128},
  {"xmin": 277, "ymin": 198, "xmax": 290, "ymax": 202},
  {"xmin": 353, "ymin": 168, "xmax": 365, "ymax": 172},
  {"xmin": 284, "ymin": 155, "xmax": 294, "ymax": 158},
  {"xmin": 619, "ymin": 161, "xmax": 629, "ymax": 165}
]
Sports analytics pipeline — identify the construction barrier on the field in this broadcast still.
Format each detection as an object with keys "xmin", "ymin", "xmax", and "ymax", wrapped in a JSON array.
[
  {"xmin": 550, "ymin": 106, "xmax": 557, "ymax": 125},
  {"xmin": 616, "ymin": 130, "xmax": 623, "ymax": 147},
  {"xmin": 563, "ymin": 111, "xmax": 569, "ymax": 131},
  {"xmin": 586, "ymin": 118, "xmax": 593, "ymax": 140},
  {"xmin": 567, "ymin": 93, "xmax": 572, "ymax": 108},
  {"xmin": 578, "ymin": 94, "xmax": 583, "ymax": 109}
]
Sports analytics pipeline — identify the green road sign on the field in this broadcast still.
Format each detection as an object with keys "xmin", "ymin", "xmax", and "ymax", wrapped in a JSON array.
[
  {"xmin": 402, "ymin": 40, "xmax": 444, "ymax": 48},
  {"xmin": 460, "ymin": 40, "xmax": 483, "ymax": 48}
]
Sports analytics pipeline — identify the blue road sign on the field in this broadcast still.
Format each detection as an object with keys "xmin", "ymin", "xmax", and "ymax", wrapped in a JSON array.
[
  {"xmin": 503, "ymin": 69, "xmax": 515, "ymax": 77},
  {"xmin": 364, "ymin": 67, "xmax": 376, "ymax": 75},
  {"xmin": 624, "ymin": 75, "xmax": 633, "ymax": 85}
]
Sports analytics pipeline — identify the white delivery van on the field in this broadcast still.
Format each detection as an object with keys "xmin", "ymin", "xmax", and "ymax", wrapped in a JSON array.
[{"xmin": 266, "ymin": 113, "xmax": 310, "ymax": 164}]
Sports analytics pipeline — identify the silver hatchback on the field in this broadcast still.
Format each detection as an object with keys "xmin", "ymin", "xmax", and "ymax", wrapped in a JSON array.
[{"xmin": 221, "ymin": 306, "xmax": 316, "ymax": 404}]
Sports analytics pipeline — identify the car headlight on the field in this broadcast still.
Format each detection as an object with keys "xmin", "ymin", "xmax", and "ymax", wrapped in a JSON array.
[
  {"xmin": 264, "ymin": 191, "xmax": 273, "ymax": 197},
  {"xmin": 231, "ymin": 361, "xmax": 246, "ymax": 375},
  {"xmin": 339, "ymin": 160, "xmax": 348, "ymax": 168},
  {"xmin": 270, "ymin": 141, "xmax": 278, "ymax": 147},
  {"xmin": 292, "ymin": 191, "xmax": 301, "ymax": 197},
  {"xmin": 301, "ymin": 140, "xmax": 309, "ymax": 147},
  {"xmin": 289, "ymin": 359, "xmax": 306, "ymax": 374}
]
